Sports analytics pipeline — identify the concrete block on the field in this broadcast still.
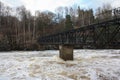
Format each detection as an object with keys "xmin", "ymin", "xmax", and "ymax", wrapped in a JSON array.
[{"xmin": 59, "ymin": 45, "xmax": 73, "ymax": 61}]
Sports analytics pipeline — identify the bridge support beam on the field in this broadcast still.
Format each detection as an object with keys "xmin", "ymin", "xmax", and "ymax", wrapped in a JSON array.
[{"xmin": 59, "ymin": 45, "xmax": 73, "ymax": 61}]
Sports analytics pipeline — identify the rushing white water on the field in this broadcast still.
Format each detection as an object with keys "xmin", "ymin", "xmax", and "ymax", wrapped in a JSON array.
[{"xmin": 0, "ymin": 50, "xmax": 120, "ymax": 80}]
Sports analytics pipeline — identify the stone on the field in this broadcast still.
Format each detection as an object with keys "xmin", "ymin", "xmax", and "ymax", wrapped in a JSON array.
[{"xmin": 59, "ymin": 45, "xmax": 73, "ymax": 61}]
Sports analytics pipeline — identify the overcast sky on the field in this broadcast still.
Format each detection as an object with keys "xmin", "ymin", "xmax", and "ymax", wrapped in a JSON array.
[{"xmin": 1, "ymin": 0, "xmax": 120, "ymax": 14}]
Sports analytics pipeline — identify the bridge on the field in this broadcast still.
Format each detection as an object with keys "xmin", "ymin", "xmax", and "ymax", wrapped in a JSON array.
[{"xmin": 38, "ymin": 7, "xmax": 120, "ymax": 61}]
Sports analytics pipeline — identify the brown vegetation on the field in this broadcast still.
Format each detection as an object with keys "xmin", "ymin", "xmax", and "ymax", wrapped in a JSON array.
[{"xmin": 0, "ymin": 2, "xmax": 113, "ymax": 50}]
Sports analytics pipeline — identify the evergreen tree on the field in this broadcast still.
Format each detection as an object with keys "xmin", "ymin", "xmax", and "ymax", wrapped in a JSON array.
[{"xmin": 65, "ymin": 15, "xmax": 73, "ymax": 30}]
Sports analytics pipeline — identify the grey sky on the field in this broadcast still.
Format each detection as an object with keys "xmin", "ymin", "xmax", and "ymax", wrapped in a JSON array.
[{"xmin": 1, "ymin": 0, "xmax": 120, "ymax": 14}]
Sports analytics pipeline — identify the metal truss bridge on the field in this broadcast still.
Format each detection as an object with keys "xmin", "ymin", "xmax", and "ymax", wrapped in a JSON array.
[{"xmin": 38, "ymin": 7, "xmax": 120, "ymax": 49}]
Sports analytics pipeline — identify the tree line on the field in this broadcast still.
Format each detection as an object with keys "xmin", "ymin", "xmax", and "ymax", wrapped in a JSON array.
[{"xmin": 0, "ymin": 1, "xmax": 115, "ymax": 50}]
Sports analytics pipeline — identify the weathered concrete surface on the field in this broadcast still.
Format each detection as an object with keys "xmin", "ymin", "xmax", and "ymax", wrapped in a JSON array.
[{"xmin": 59, "ymin": 45, "xmax": 73, "ymax": 61}]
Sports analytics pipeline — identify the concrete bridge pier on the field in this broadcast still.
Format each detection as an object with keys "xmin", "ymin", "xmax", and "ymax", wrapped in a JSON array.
[{"xmin": 59, "ymin": 45, "xmax": 73, "ymax": 61}]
